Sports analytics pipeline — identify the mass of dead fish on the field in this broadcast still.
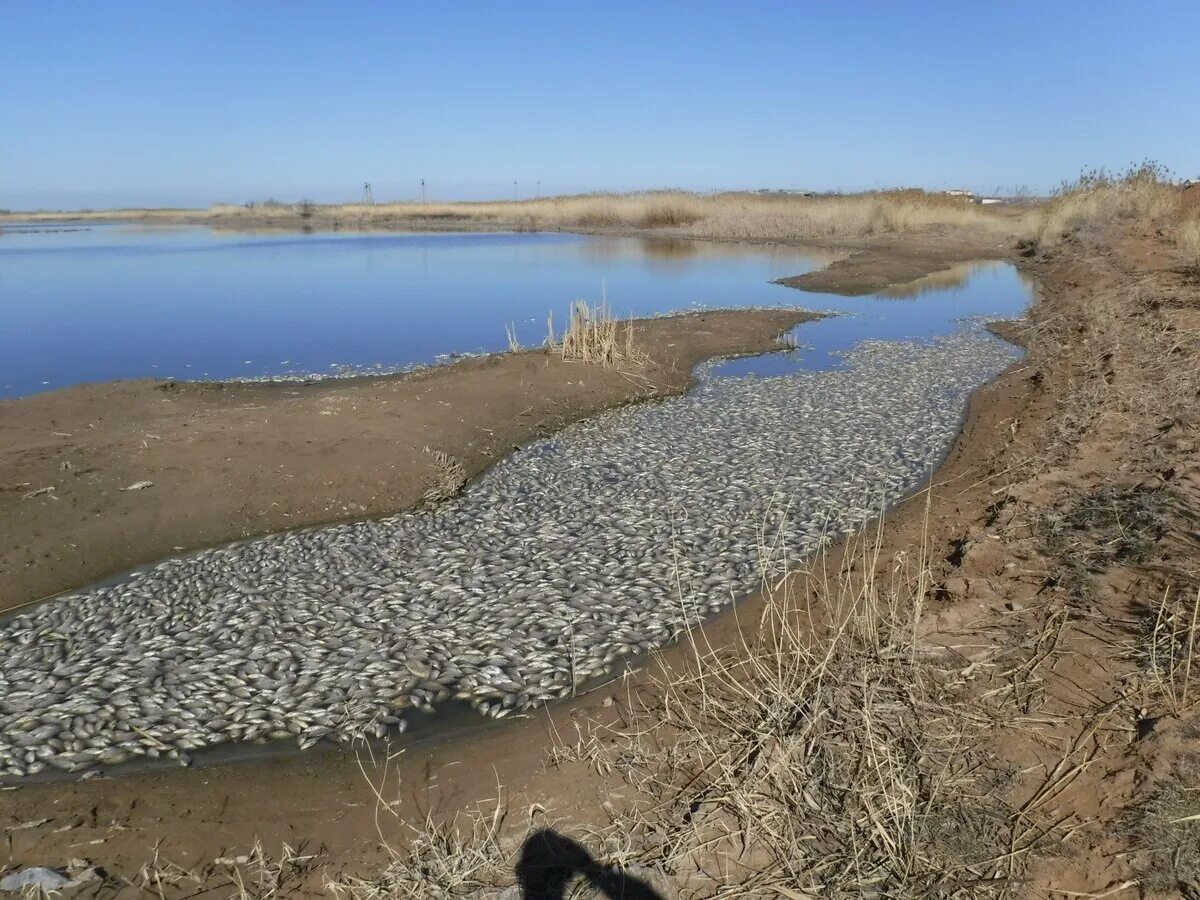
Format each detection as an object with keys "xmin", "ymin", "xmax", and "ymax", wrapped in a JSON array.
[{"xmin": 0, "ymin": 328, "xmax": 1020, "ymax": 779}]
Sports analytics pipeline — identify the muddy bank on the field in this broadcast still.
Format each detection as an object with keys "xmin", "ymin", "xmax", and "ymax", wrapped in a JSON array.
[
  {"xmin": 0, "ymin": 309, "xmax": 813, "ymax": 615},
  {"xmin": 776, "ymin": 233, "xmax": 1019, "ymax": 295}
]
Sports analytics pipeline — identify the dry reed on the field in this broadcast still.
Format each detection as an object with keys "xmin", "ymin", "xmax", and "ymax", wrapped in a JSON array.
[
  {"xmin": 422, "ymin": 448, "xmax": 467, "ymax": 504},
  {"xmin": 545, "ymin": 288, "xmax": 646, "ymax": 368},
  {"xmin": 206, "ymin": 189, "xmax": 1024, "ymax": 243},
  {"xmin": 1037, "ymin": 161, "xmax": 1180, "ymax": 247}
]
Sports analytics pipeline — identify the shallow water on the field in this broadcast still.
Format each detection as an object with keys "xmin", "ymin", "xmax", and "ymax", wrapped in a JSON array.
[
  {"xmin": 0, "ymin": 224, "xmax": 839, "ymax": 397},
  {"xmin": 711, "ymin": 260, "xmax": 1031, "ymax": 376},
  {"xmin": 0, "ymin": 225, "xmax": 1030, "ymax": 397}
]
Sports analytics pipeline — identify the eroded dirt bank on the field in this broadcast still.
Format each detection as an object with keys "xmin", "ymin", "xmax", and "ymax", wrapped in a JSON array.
[{"xmin": 0, "ymin": 309, "xmax": 812, "ymax": 614}]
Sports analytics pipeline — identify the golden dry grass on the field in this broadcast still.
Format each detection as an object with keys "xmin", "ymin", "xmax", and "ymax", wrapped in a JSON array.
[
  {"xmin": 322, "ymin": 511, "xmax": 1074, "ymax": 898},
  {"xmin": 1176, "ymin": 216, "xmax": 1200, "ymax": 271},
  {"xmin": 545, "ymin": 293, "xmax": 647, "ymax": 368},
  {"xmin": 0, "ymin": 207, "xmax": 194, "ymax": 221},
  {"xmin": 209, "ymin": 189, "xmax": 1026, "ymax": 243},
  {"xmin": 1037, "ymin": 162, "xmax": 1180, "ymax": 246}
]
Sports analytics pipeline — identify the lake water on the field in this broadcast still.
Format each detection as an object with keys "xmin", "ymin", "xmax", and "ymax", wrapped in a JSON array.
[{"xmin": 0, "ymin": 224, "xmax": 1032, "ymax": 398}]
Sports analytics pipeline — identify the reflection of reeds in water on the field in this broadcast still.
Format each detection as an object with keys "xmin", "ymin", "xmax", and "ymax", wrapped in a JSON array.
[
  {"xmin": 874, "ymin": 260, "xmax": 999, "ymax": 299},
  {"xmin": 874, "ymin": 260, "xmax": 1041, "ymax": 300},
  {"xmin": 571, "ymin": 235, "xmax": 847, "ymax": 273}
]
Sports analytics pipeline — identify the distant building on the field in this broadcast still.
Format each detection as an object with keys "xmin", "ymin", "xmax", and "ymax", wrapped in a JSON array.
[
  {"xmin": 977, "ymin": 197, "xmax": 1003, "ymax": 205},
  {"xmin": 944, "ymin": 189, "xmax": 974, "ymax": 198},
  {"xmin": 751, "ymin": 188, "xmax": 816, "ymax": 197}
]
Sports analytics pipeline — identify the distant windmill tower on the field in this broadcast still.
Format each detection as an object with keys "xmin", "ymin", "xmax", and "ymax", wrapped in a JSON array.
[
  {"xmin": 420, "ymin": 178, "xmax": 426, "ymax": 203},
  {"xmin": 362, "ymin": 182, "xmax": 375, "ymax": 205}
]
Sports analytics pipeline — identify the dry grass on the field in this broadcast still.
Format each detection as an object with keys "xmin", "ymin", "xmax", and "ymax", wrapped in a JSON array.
[
  {"xmin": 125, "ymin": 840, "xmax": 321, "ymax": 899},
  {"xmin": 1123, "ymin": 749, "xmax": 1200, "ymax": 896},
  {"xmin": 422, "ymin": 448, "xmax": 467, "ymax": 504},
  {"xmin": 324, "ymin": 509, "xmax": 1071, "ymax": 898},
  {"xmin": 207, "ymin": 189, "xmax": 1025, "ymax": 243},
  {"xmin": 0, "ymin": 207, "xmax": 193, "ymax": 221},
  {"xmin": 586, "ymin": 518, "xmax": 1054, "ymax": 898},
  {"xmin": 5, "ymin": 187, "xmax": 1034, "ymax": 245},
  {"xmin": 1177, "ymin": 216, "xmax": 1200, "ymax": 271},
  {"xmin": 546, "ymin": 292, "xmax": 648, "ymax": 369},
  {"xmin": 1143, "ymin": 587, "xmax": 1200, "ymax": 718},
  {"xmin": 1037, "ymin": 162, "xmax": 1180, "ymax": 247}
]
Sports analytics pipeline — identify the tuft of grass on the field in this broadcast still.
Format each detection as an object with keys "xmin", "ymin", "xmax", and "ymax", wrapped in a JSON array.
[
  {"xmin": 1145, "ymin": 587, "xmax": 1200, "ymax": 717},
  {"xmin": 422, "ymin": 448, "xmax": 467, "ymax": 504},
  {"xmin": 1124, "ymin": 751, "xmax": 1200, "ymax": 896},
  {"xmin": 504, "ymin": 321, "xmax": 520, "ymax": 352},
  {"xmin": 546, "ymin": 288, "xmax": 647, "ymax": 369}
]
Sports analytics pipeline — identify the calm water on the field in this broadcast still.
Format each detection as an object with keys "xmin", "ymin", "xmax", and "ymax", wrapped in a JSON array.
[{"xmin": 0, "ymin": 224, "xmax": 1032, "ymax": 398}]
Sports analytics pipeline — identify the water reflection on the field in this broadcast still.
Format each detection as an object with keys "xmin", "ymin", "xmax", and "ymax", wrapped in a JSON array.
[
  {"xmin": 874, "ymin": 260, "xmax": 1036, "ymax": 300},
  {"xmin": 1, "ymin": 227, "xmax": 829, "ymax": 397},
  {"xmin": 709, "ymin": 261, "xmax": 1032, "ymax": 377},
  {"xmin": 0, "ymin": 225, "xmax": 1029, "ymax": 398}
]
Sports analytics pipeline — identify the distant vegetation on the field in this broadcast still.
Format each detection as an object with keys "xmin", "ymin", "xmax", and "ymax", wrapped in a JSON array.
[{"xmin": 210, "ymin": 189, "xmax": 1028, "ymax": 242}]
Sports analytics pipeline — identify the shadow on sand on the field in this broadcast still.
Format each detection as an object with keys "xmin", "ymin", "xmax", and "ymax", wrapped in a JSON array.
[{"xmin": 515, "ymin": 828, "xmax": 664, "ymax": 899}]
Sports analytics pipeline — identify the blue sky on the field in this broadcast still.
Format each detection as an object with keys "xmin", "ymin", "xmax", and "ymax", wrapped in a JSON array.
[{"xmin": 3, "ymin": 1, "xmax": 1198, "ymax": 209}]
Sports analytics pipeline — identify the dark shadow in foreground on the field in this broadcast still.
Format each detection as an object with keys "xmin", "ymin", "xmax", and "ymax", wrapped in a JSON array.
[{"xmin": 515, "ymin": 828, "xmax": 664, "ymax": 899}]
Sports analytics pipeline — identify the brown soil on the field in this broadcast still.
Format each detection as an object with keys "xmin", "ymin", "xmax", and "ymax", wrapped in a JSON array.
[
  {"xmin": 1181, "ymin": 181, "xmax": 1200, "ymax": 214},
  {"xmin": 4, "ymin": 223, "xmax": 1198, "ymax": 898},
  {"xmin": 776, "ymin": 231, "xmax": 1016, "ymax": 295},
  {"xmin": 0, "ymin": 309, "xmax": 812, "ymax": 615}
]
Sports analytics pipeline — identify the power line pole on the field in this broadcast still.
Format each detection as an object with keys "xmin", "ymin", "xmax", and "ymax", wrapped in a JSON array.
[
  {"xmin": 420, "ymin": 178, "xmax": 426, "ymax": 203},
  {"xmin": 362, "ymin": 182, "xmax": 374, "ymax": 205}
]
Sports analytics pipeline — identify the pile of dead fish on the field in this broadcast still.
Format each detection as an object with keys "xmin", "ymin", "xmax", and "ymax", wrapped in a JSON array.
[{"xmin": 0, "ymin": 328, "xmax": 1019, "ymax": 778}]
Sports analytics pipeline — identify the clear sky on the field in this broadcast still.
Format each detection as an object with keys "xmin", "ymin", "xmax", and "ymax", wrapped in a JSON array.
[{"xmin": 3, "ymin": 1, "xmax": 1198, "ymax": 209}]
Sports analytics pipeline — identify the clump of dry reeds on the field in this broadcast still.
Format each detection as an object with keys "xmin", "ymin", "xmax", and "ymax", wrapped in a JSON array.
[
  {"xmin": 422, "ymin": 448, "xmax": 467, "ymax": 504},
  {"xmin": 1142, "ymin": 587, "xmax": 1200, "ymax": 718},
  {"xmin": 546, "ymin": 291, "xmax": 646, "ymax": 369},
  {"xmin": 580, "ymin": 522, "xmax": 1036, "ymax": 897}
]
